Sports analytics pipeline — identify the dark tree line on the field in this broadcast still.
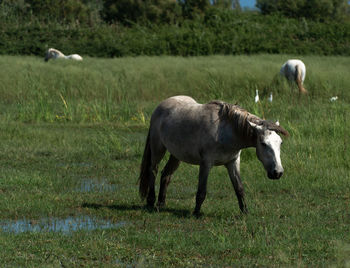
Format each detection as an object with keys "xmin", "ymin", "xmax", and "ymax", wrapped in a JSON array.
[
  {"xmin": 0, "ymin": 0, "xmax": 241, "ymax": 25},
  {"xmin": 1, "ymin": 0, "xmax": 350, "ymax": 25},
  {"xmin": 2, "ymin": 0, "xmax": 350, "ymax": 57},
  {"xmin": 257, "ymin": 0, "xmax": 349, "ymax": 21}
]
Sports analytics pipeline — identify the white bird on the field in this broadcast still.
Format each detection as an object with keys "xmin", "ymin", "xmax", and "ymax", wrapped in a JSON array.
[
  {"xmin": 276, "ymin": 120, "xmax": 280, "ymax": 126},
  {"xmin": 255, "ymin": 89, "xmax": 259, "ymax": 103},
  {"xmin": 45, "ymin": 48, "xmax": 83, "ymax": 62},
  {"xmin": 330, "ymin": 96, "xmax": 338, "ymax": 102},
  {"xmin": 268, "ymin": 92, "xmax": 273, "ymax": 102}
]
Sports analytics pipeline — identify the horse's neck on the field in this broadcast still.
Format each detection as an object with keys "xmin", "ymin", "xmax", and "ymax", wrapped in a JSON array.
[
  {"xmin": 52, "ymin": 50, "xmax": 65, "ymax": 58},
  {"xmin": 230, "ymin": 120, "xmax": 258, "ymax": 149},
  {"xmin": 231, "ymin": 127, "xmax": 257, "ymax": 149},
  {"xmin": 239, "ymin": 136, "xmax": 256, "ymax": 149}
]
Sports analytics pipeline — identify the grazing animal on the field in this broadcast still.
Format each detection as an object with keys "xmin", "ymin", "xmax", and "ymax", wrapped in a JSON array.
[
  {"xmin": 44, "ymin": 48, "xmax": 83, "ymax": 62},
  {"xmin": 138, "ymin": 96, "xmax": 289, "ymax": 216},
  {"xmin": 280, "ymin": 59, "xmax": 307, "ymax": 94}
]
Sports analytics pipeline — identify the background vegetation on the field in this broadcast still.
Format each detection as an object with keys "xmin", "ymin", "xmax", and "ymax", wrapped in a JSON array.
[
  {"xmin": 0, "ymin": 55, "xmax": 349, "ymax": 266},
  {"xmin": 1, "ymin": 0, "xmax": 350, "ymax": 57}
]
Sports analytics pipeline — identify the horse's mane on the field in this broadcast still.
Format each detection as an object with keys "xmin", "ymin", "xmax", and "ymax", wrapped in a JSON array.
[
  {"xmin": 48, "ymin": 48, "xmax": 62, "ymax": 54},
  {"xmin": 208, "ymin": 100, "xmax": 289, "ymax": 137},
  {"xmin": 47, "ymin": 48, "xmax": 65, "ymax": 57}
]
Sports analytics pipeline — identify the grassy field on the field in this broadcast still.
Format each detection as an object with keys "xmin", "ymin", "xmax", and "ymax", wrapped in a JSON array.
[{"xmin": 0, "ymin": 55, "xmax": 349, "ymax": 267}]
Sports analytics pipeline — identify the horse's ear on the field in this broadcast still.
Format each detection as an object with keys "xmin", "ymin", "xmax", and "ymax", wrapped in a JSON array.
[
  {"xmin": 272, "ymin": 121, "xmax": 290, "ymax": 137},
  {"xmin": 248, "ymin": 121, "xmax": 264, "ymax": 131}
]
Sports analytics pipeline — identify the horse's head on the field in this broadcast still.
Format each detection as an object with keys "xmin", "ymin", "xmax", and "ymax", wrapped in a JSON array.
[
  {"xmin": 249, "ymin": 121, "xmax": 288, "ymax": 180},
  {"xmin": 44, "ymin": 48, "xmax": 62, "ymax": 62}
]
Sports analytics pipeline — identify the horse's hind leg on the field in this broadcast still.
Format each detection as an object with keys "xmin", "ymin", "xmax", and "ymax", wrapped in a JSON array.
[
  {"xmin": 147, "ymin": 142, "xmax": 166, "ymax": 207},
  {"xmin": 157, "ymin": 155, "xmax": 180, "ymax": 208}
]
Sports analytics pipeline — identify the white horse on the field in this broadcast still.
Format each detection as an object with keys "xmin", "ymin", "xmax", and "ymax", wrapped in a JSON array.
[
  {"xmin": 44, "ymin": 48, "xmax": 83, "ymax": 62},
  {"xmin": 138, "ymin": 96, "xmax": 289, "ymax": 215},
  {"xmin": 280, "ymin": 59, "xmax": 307, "ymax": 94}
]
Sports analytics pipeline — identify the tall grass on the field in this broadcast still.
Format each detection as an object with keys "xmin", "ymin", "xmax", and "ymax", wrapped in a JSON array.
[
  {"xmin": 1, "ymin": 54, "xmax": 349, "ymax": 124},
  {"xmin": 0, "ymin": 55, "xmax": 349, "ymax": 266}
]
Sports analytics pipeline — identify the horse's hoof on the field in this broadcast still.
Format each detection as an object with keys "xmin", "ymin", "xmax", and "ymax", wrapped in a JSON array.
[
  {"xmin": 193, "ymin": 210, "xmax": 202, "ymax": 218},
  {"xmin": 144, "ymin": 204, "xmax": 155, "ymax": 212},
  {"xmin": 156, "ymin": 202, "xmax": 165, "ymax": 209},
  {"xmin": 146, "ymin": 199, "xmax": 155, "ymax": 208},
  {"xmin": 241, "ymin": 208, "xmax": 248, "ymax": 214}
]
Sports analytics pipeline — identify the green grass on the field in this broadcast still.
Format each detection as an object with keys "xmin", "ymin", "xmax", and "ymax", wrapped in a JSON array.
[{"xmin": 0, "ymin": 55, "xmax": 349, "ymax": 267}]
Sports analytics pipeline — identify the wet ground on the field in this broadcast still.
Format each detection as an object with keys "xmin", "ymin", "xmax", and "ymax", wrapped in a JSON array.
[
  {"xmin": 78, "ymin": 178, "xmax": 117, "ymax": 192},
  {"xmin": 0, "ymin": 216, "xmax": 126, "ymax": 234}
]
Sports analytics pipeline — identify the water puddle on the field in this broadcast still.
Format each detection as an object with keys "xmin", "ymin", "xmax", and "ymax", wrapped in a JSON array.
[
  {"xmin": 79, "ymin": 178, "xmax": 116, "ymax": 192},
  {"xmin": 0, "ymin": 216, "xmax": 126, "ymax": 234}
]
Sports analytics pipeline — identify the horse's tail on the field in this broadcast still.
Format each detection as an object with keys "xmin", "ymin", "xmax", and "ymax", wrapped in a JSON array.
[
  {"xmin": 295, "ymin": 64, "xmax": 307, "ymax": 94},
  {"xmin": 138, "ymin": 130, "xmax": 152, "ymax": 200}
]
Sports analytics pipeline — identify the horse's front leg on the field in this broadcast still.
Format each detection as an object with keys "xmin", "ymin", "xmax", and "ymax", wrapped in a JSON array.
[
  {"xmin": 225, "ymin": 153, "xmax": 248, "ymax": 214},
  {"xmin": 194, "ymin": 161, "xmax": 212, "ymax": 217}
]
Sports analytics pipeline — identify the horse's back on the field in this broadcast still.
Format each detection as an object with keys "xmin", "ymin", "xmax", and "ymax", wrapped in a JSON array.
[
  {"xmin": 158, "ymin": 95, "xmax": 197, "ymax": 108},
  {"xmin": 152, "ymin": 95, "xmax": 200, "ymax": 122},
  {"xmin": 68, "ymin": 54, "xmax": 83, "ymax": 61},
  {"xmin": 150, "ymin": 96, "xmax": 222, "ymax": 164},
  {"xmin": 151, "ymin": 95, "xmax": 204, "ymax": 132}
]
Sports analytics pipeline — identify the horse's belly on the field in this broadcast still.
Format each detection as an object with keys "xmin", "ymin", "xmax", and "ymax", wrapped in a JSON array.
[
  {"xmin": 163, "ymin": 139, "xmax": 238, "ymax": 166},
  {"xmin": 212, "ymin": 152, "xmax": 238, "ymax": 166},
  {"xmin": 163, "ymin": 142, "xmax": 202, "ymax": 165}
]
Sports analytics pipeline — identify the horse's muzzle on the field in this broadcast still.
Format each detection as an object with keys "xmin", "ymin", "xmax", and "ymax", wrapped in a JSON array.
[{"xmin": 268, "ymin": 170, "xmax": 283, "ymax": 180}]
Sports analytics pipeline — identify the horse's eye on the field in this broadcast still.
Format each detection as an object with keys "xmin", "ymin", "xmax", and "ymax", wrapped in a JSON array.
[{"xmin": 261, "ymin": 142, "xmax": 267, "ymax": 147}]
